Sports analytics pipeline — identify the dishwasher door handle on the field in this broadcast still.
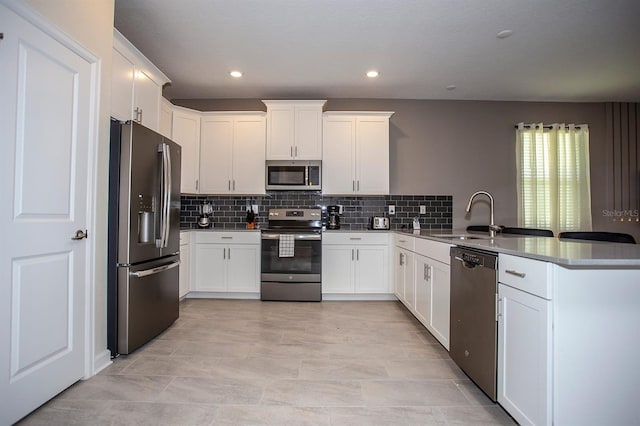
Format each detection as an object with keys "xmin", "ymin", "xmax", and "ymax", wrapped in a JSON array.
[{"xmin": 454, "ymin": 255, "xmax": 481, "ymax": 269}]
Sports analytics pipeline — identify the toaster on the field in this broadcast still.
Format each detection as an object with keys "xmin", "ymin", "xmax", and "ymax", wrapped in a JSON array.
[{"xmin": 370, "ymin": 216, "xmax": 390, "ymax": 230}]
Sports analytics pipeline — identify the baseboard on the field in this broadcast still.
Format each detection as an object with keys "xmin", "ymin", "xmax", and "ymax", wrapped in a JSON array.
[
  {"xmin": 91, "ymin": 349, "xmax": 112, "ymax": 376},
  {"xmin": 185, "ymin": 292, "xmax": 260, "ymax": 300},
  {"xmin": 321, "ymin": 293, "xmax": 397, "ymax": 301}
]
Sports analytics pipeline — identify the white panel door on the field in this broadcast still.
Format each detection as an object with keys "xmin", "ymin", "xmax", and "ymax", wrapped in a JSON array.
[
  {"xmin": 132, "ymin": 68, "xmax": 160, "ymax": 131},
  {"xmin": 0, "ymin": 4, "xmax": 96, "ymax": 424},
  {"xmin": 200, "ymin": 116, "xmax": 233, "ymax": 194},
  {"xmin": 356, "ymin": 117, "xmax": 389, "ymax": 195},
  {"xmin": 355, "ymin": 246, "xmax": 389, "ymax": 293},
  {"xmin": 322, "ymin": 116, "xmax": 355, "ymax": 194},
  {"xmin": 429, "ymin": 260, "xmax": 450, "ymax": 349},
  {"xmin": 159, "ymin": 98, "xmax": 173, "ymax": 138},
  {"xmin": 110, "ymin": 47, "xmax": 134, "ymax": 121},
  {"xmin": 295, "ymin": 107, "xmax": 322, "ymax": 159},
  {"xmin": 226, "ymin": 245, "xmax": 260, "ymax": 292},
  {"xmin": 194, "ymin": 245, "xmax": 226, "ymax": 291},
  {"xmin": 414, "ymin": 255, "xmax": 431, "ymax": 326},
  {"xmin": 171, "ymin": 109, "xmax": 200, "ymax": 193},
  {"xmin": 232, "ymin": 116, "xmax": 266, "ymax": 194},
  {"xmin": 266, "ymin": 106, "xmax": 294, "ymax": 160},
  {"xmin": 498, "ymin": 283, "xmax": 551, "ymax": 426},
  {"xmin": 322, "ymin": 246, "xmax": 355, "ymax": 293}
]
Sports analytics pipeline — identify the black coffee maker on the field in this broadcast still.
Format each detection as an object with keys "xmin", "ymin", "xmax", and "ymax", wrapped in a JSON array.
[{"xmin": 327, "ymin": 205, "xmax": 341, "ymax": 230}]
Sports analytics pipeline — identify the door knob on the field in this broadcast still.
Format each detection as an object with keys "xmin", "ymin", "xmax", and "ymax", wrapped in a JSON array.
[{"xmin": 71, "ymin": 229, "xmax": 88, "ymax": 240}]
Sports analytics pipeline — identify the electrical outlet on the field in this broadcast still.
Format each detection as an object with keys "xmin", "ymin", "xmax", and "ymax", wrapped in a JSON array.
[
  {"xmin": 420, "ymin": 205, "xmax": 426, "ymax": 214},
  {"xmin": 388, "ymin": 205, "xmax": 396, "ymax": 215},
  {"xmin": 251, "ymin": 204, "xmax": 259, "ymax": 214}
]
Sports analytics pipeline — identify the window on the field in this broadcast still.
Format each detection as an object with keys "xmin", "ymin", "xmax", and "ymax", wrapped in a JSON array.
[{"xmin": 516, "ymin": 123, "xmax": 592, "ymax": 234}]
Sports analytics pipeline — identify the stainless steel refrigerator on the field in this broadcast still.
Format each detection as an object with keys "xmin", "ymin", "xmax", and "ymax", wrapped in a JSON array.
[{"xmin": 108, "ymin": 120, "xmax": 181, "ymax": 356}]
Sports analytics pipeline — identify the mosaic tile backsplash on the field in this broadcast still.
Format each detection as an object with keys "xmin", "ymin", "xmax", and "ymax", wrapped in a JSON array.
[{"xmin": 181, "ymin": 192, "xmax": 452, "ymax": 231}]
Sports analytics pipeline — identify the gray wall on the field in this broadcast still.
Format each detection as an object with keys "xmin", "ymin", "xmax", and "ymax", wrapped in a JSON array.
[{"xmin": 172, "ymin": 98, "xmax": 636, "ymax": 240}]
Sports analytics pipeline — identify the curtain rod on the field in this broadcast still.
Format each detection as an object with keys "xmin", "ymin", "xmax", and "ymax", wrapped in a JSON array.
[{"xmin": 514, "ymin": 124, "xmax": 585, "ymax": 130}]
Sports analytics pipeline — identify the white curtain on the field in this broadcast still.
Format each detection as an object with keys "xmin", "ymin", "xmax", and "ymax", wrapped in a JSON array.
[{"xmin": 516, "ymin": 123, "xmax": 592, "ymax": 234}]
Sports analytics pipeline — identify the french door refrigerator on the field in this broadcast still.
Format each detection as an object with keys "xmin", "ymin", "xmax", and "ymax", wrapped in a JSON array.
[{"xmin": 108, "ymin": 120, "xmax": 181, "ymax": 356}]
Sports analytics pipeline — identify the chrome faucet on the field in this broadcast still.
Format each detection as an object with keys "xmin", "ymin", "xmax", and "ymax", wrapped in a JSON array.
[{"xmin": 466, "ymin": 191, "xmax": 502, "ymax": 238}]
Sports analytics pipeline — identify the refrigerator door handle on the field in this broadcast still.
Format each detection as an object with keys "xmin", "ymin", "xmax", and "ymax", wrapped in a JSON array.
[
  {"xmin": 157, "ymin": 143, "xmax": 171, "ymax": 249},
  {"xmin": 129, "ymin": 260, "xmax": 180, "ymax": 278},
  {"xmin": 163, "ymin": 143, "xmax": 172, "ymax": 248}
]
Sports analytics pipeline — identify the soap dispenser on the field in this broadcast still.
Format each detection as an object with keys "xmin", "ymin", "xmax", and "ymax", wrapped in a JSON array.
[{"xmin": 412, "ymin": 217, "xmax": 421, "ymax": 231}]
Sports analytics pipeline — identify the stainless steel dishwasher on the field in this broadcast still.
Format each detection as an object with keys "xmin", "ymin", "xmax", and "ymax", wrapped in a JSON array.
[{"xmin": 450, "ymin": 246, "xmax": 498, "ymax": 401}]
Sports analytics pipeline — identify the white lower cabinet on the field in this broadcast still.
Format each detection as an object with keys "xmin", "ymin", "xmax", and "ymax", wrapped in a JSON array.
[
  {"xmin": 193, "ymin": 232, "xmax": 260, "ymax": 294},
  {"xmin": 414, "ymin": 254, "xmax": 450, "ymax": 349},
  {"xmin": 179, "ymin": 231, "xmax": 191, "ymax": 298},
  {"xmin": 322, "ymin": 233, "xmax": 391, "ymax": 295},
  {"xmin": 497, "ymin": 282, "xmax": 551, "ymax": 426},
  {"xmin": 394, "ymin": 247, "xmax": 414, "ymax": 305},
  {"xmin": 394, "ymin": 234, "xmax": 451, "ymax": 349}
]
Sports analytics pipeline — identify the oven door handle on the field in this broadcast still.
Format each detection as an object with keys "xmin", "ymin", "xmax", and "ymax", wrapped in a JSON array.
[{"xmin": 261, "ymin": 233, "xmax": 322, "ymax": 241}]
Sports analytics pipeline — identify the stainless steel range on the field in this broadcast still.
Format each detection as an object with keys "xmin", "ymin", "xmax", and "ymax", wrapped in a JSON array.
[{"xmin": 261, "ymin": 208, "xmax": 322, "ymax": 301}]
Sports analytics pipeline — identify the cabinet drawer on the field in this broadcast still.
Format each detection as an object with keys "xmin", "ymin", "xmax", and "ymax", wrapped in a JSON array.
[
  {"xmin": 323, "ymin": 232, "xmax": 390, "ymax": 245},
  {"xmin": 195, "ymin": 231, "xmax": 260, "ymax": 244},
  {"xmin": 498, "ymin": 253, "xmax": 552, "ymax": 299},
  {"xmin": 180, "ymin": 231, "xmax": 190, "ymax": 245},
  {"xmin": 394, "ymin": 233, "xmax": 415, "ymax": 251},
  {"xmin": 414, "ymin": 238, "xmax": 452, "ymax": 265}
]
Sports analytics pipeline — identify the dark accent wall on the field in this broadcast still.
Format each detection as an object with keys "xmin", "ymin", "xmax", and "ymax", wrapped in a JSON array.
[
  {"xmin": 172, "ymin": 98, "xmax": 639, "ymax": 241},
  {"xmin": 181, "ymin": 192, "xmax": 452, "ymax": 231}
]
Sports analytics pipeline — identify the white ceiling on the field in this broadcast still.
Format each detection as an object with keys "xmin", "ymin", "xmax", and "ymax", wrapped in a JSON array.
[{"xmin": 114, "ymin": 0, "xmax": 640, "ymax": 102}]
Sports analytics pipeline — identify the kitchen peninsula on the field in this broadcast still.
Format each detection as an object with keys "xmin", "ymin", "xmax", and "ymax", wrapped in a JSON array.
[{"xmin": 399, "ymin": 230, "xmax": 640, "ymax": 426}]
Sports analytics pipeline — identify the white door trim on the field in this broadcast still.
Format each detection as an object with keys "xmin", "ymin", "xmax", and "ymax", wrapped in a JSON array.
[{"xmin": 1, "ymin": 0, "xmax": 103, "ymax": 379}]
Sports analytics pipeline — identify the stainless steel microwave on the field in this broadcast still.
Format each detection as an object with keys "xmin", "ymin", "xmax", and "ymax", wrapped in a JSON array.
[{"xmin": 266, "ymin": 160, "xmax": 321, "ymax": 190}]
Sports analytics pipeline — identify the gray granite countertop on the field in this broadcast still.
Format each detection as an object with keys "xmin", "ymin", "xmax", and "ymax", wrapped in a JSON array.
[{"xmin": 397, "ymin": 229, "xmax": 640, "ymax": 268}]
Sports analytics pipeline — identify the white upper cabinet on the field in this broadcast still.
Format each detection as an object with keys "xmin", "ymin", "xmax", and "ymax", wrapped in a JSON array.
[
  {"xmin": 263, "ymin": 100, "xmax": 326, "ymax": 160},
  {"xmin": 159, "ymin": 97, "xmax": 173, "ymax": 138},
  {"xmin": 322, "ymin": 112, "xmax": 393, "ymax": 195},
  {"xmin": 111, "ymin": 29, "xmax": 170, "ymax": 132},
  {"xmin": 199, "ymin": 112, "xmax": 266, "ymax": 195},
  {"xmin": 171, "ymin": 106, "xmax": 201, "ymax": 193}
]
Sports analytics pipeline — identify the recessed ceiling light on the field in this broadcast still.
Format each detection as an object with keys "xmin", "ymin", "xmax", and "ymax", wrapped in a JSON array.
[
  {"xmin": 366, "ymin": 70, "xmax": 379, "ymax": 78},
  {"xmin": 446, "ymin": 85, "xmax": 456, "ymax": 90},
  {"xmin": 230, "ymin": 70, "xmax": 243, "ymax": 78},
  {"xmin": 496, "ymin": 30, "xmax": 513, "ymax": 39}
]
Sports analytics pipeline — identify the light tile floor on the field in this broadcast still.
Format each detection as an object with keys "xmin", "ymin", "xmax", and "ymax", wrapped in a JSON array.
[{"xmin": 20, "ymin": 300, "xmax": 516, "ymax": 425}]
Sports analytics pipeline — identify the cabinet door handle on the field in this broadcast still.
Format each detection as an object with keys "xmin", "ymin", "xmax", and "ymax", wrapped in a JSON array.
[
  {"xmin": 356, "ymin": 249, "xmax": 359, "ymax": 261},
  {"xmin": 349, "ymin": 237, "xmax": 362, "ymax": 240},
  {"xmin": 423, "ymin": 264, "xmax": 428, "ymax": 281},
  {"xmin": 223, "ymin": 248, "xmax": 226, "ymax": 260},
  {"xmin": 290, "ymin": 146, "xmax": 293, "ymax": 157},
  {"xmin": 399, "ymin": 252, "xmax": 404, "ymax": 266},
  {"xmin": 221, "ymin": 236, "xmax": 233, "ymax": 239},
  {"xmin": 228, "ymin": 180, "xmax": 231, "ymax": 190},
  {"xmin": 505, "ymin": 269, "xmax": 526, "ymax": 278},
  {"xmin": 352, "ymin": 180, "xmax": 355, "ymax": 191},
  {"xmin": 195, "ymin": 179, "xmax": 199, "ymax": 190},
  {"xmin": 233, "ymin": 180, "xmax": 235, "ymax": 190},
  {"xmin": 357, "ymin": 180, "xmax": 360, "ymax": 191},
  {"xmin": 228, "ymin": 248, "xmax": 231, "ymax": 259},
  {"xmin": 295, "ymin": 146, "xmax": 298, "ymax": 157}
]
